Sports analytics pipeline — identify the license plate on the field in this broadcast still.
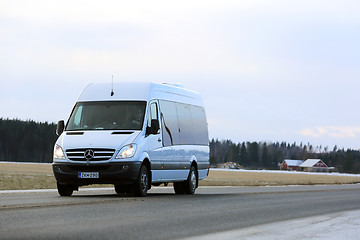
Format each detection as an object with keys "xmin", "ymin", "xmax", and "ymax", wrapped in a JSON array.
[{"xmin": 78, "ymin": 172, "xmax": 99, "ymax": 179}]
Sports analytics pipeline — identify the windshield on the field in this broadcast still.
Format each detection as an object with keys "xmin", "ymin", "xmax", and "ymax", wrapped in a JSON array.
[{"xmin": 66, "ymin": 101, "xmax": 146, "ymax": 131}]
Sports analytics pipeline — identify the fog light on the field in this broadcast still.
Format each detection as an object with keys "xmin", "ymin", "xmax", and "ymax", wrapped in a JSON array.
[
  {"xmin": 122, "ymin": 165, "xmax": 129, "ymax": 171},
  {"xmin": 54, "ymin": 166, "xmax": 61, "ymax": 171}
]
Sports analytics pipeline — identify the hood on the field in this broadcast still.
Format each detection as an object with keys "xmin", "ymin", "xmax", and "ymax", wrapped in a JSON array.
[{"xmin": 57, "ymin": 130, "xmax": 140, "ymax": 150}]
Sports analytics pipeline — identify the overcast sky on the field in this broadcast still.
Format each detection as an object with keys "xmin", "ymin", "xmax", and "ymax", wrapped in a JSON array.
[{"xmin": 1, "ymin": 0, "xmax": 360, "ymax": 150}]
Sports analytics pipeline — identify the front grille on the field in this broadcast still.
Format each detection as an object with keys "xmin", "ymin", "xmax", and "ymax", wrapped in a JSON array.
[
  {"xmin": 68, "ymin": 165, "xmax": 111, "ymax": 171},
  {"xmin": 66, "ymin": 148, "xmax": 115, "ymax": 162}
]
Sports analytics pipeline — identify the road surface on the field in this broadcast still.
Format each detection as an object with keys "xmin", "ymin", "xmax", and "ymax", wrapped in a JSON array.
[{"xmin": 1, "ymin": 185, "xmax": 360, "ymax": 239}]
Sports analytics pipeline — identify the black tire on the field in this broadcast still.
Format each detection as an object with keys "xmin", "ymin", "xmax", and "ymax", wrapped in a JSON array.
[
  {"xmin": 57, "ymin": 182, "xmax": 74, "ymax": 196},
  {"xmin": 173, "ymin": 166, "xmax": 198, "ymax": 195},
  {"xmin": 114, "ymin": 184, "xmax": 132, "ymax": 195},
  {"xmin": 184, "ymin": 166, "xmax": 197, "ymax": 194},
  {"xmin": 132, "ymin": 165, "xmax": 149, "ymax": 197},
  {"xmin": 173, "ymin": 182, "xmax": 186, "ymax": 194}
]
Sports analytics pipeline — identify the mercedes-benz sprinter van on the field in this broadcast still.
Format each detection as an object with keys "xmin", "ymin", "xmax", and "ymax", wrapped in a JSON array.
[{"xmin": 52, "ymin": 82, "xmax": 209, "ymax": 197}]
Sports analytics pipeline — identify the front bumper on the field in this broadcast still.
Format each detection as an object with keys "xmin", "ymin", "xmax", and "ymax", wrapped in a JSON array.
[{"xmin": 52, "ymin": 161, "xmax": 141, "ymax": 186}]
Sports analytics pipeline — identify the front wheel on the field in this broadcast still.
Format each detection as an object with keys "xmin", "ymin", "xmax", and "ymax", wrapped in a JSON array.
[
  {"xmin": 114, "ymin": 184, "xmax": 132, "ymax": 195},
  {"xmin": 57, "ymin": 182, "xmax": 74, "ymax": 196},
  {"xmin": 174, "ymin": 182, "xmax": 185, "ymax": 194},
  {"xmin": 132, "ymin": 165, "xmax": 149, "ymax": 197}
]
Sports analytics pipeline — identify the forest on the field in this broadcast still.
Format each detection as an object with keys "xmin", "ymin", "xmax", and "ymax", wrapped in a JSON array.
[
  {"xmin": 0, "ymin": 118, "xmax": 57, "ymax": 163},
  {"xmin": 210, "ymin": 139, "xmax": 360, "ymax": 173},
  {"xmin": 1, "ymin": 118, "xmax": 359, "ymax": 173}
]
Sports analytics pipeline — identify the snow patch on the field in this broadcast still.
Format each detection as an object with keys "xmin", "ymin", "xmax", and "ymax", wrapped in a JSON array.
[{"xmin": 185, "ymin": 209, "xmax": 360, "ymax": 240}]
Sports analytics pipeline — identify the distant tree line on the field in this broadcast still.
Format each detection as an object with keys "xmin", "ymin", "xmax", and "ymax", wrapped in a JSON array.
[
  {"xmin": 210, "ymin": 139, "xmax": 360, "ymax": 173},
  {"xmin": 1, "ymin": 118, "xmax": 360, "ymax": 173},
  {"xmin": 0, "ymin": 118, "xmax": 57, "ymax": 163}
]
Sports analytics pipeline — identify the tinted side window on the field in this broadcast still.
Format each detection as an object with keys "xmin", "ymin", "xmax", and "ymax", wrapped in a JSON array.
[
  {"xmin": 159, "ymin": 100, "xmax": 180, "ymax": 146},
  {"xmin": 69, "ymin": 105, "xmax": 83, "ymax": 129},
  {"xmin": 190, "ymin": 105, "xmax": 209, "ymax": 145},
  {"xmin": 177, "ymin": 103, "xmax": 194, "ymax": 145}
]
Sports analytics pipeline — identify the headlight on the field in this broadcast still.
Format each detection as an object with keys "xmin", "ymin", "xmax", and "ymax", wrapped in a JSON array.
[
  {"xmin": 116, "ymin": 144, "xmax": 137, "ymax": 159},
  {"xmin": 54, "ymin": 145, "xmax": 65, "ymax": 159}
]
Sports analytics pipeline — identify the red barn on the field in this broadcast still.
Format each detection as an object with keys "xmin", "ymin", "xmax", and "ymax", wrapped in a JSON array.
[{"xmin": 280, "ymin": 159, "xmax": 304, "ymax": 171}]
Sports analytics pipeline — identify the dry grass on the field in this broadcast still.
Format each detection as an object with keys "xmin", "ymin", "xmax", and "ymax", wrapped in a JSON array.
[
  {"xmin": 0, "ymin": 163, "xmax": 55, "ymax": 190},
  {"xmin": 0, "ymin": 162, "xmax": 53, "ymax": 174},
  {"xmin": 1, "ymin": 162, "xmax": 360, "ymax": 190}
]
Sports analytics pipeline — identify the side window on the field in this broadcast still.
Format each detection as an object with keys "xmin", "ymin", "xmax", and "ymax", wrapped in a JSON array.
[
  {"xmin": 190, "ymin": 105, "xmax": 209, "ymax": 145},
  {"xmin": 158, "ymin": 100, "xmax": 209, "ymax": 146},
  {"xmin": 177, "ymin": 103, "xmax": 194, "ymax": 145},
  {"xmin": 73, "ymin": 105, "xmax": 83, "ymax": 127},
  {"xmin": 147, "ymin": 102, "xmax": 159, "ymax": 128},
  {"xmin": 67, "ymin": 104, "xmax": 83, "ymax": 129},
  {"xmin": 159, "ymin": 100, "xmax": 180, "ymax": 146}
]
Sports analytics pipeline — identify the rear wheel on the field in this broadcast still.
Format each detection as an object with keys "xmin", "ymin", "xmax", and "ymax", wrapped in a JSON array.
[
  {"xmin": 184, "ymin": 166, "xmax": 198, "ymax": 194},
  {"xmin": 132, "ymin": 165, "xmax": 149, "ymax": 197},
  {"xmin": 173, "ymin": 166, "xmax": 198, "ymax": 195},
  {"xmin": 57, "ymin": 182, "xmax": 74, "ymax": 196}
]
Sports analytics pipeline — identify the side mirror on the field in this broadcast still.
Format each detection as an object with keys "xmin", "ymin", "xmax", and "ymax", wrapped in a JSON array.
[
  {"xmin": 56, "ymin": 120, "xmax": 65, "ymax": 136},
  {"xmin": 146, "ymin": 119, "xmax": 160, "ymax": 135}
]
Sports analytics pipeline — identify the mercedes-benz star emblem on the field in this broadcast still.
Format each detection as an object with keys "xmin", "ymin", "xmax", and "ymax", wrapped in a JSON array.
[{"xmin": 84, "ymin": 149, "xmax": 95, "ymax": 161}]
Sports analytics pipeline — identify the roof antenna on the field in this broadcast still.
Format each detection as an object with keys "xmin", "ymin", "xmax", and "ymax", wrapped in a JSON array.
[{"xmin": 111, "ymin": 75, "xmax": 114, "ymax": 96}]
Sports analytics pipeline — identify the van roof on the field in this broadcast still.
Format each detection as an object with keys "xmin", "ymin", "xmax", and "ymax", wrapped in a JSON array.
[{"xmin": 77, "ymin": 82, "xmax": 204, "ymax": 107}]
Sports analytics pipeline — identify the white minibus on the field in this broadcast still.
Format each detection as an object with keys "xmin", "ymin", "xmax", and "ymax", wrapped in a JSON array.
[{"xmin": 53, "ymin": 82, "xmax": 209, "ymax": 196}]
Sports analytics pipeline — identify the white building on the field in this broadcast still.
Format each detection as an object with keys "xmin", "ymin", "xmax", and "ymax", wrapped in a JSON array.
[{"xmin": 299, "ymin": 159, "xmax": 329, "ymax": 172}]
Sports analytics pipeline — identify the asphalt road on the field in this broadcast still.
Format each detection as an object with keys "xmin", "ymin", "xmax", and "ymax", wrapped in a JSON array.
[{"xmin": 1, "ymin": 184, "xmax": 360, "ymax": 240}]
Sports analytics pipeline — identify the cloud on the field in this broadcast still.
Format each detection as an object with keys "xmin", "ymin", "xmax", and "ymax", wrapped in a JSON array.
[{"xmin": 299, "ymin": 126, "xmax": 360, "ymax": 139}]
